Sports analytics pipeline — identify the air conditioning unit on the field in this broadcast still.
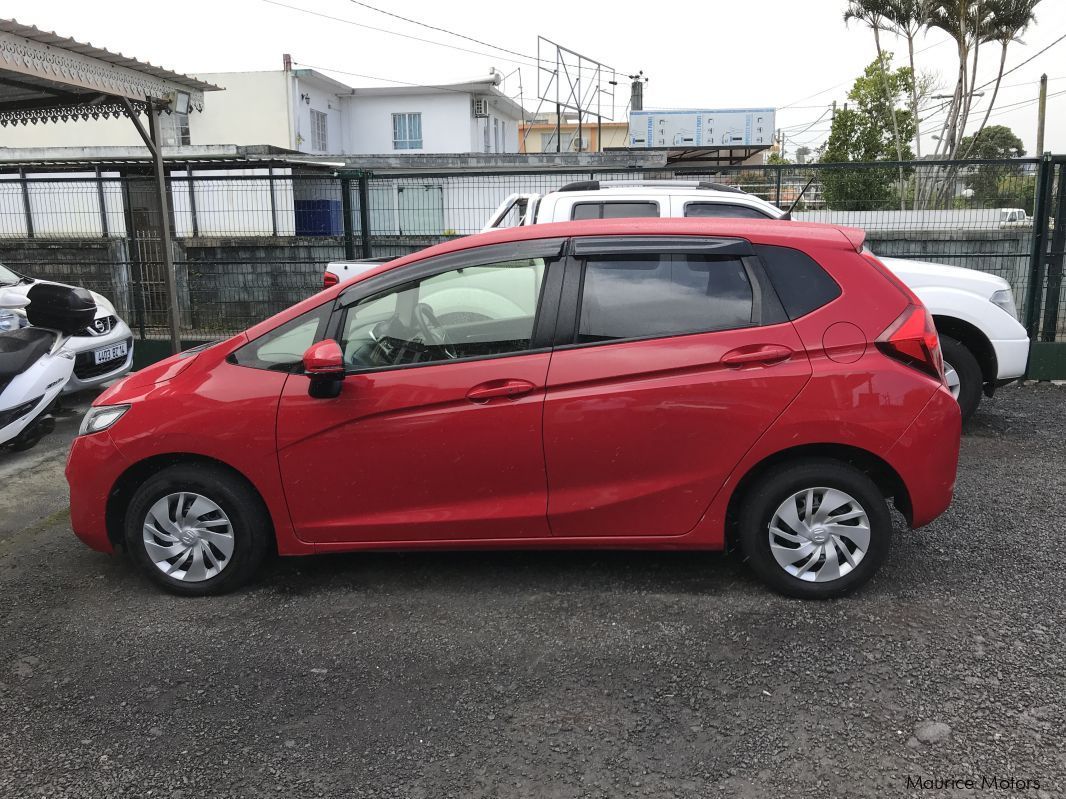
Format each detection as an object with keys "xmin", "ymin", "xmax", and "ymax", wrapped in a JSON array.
[
  {"xmin": 570, "ymin": 136, "xmax": 589, "ymax": 152},
  {"xmin": 472, "ymin": 98, "xmax": 489, "ymax": 118}
]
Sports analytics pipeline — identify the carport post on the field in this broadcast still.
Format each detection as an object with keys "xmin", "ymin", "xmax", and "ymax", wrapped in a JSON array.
[
  {"xmin": 1040, "ymin": 160, "xmax": 1066, "ymax": 342},
  {"xmin": 122, "ymin": 97, "xmax": 183, "ymax": 355},
  {"xmin": 358, "ymin": 172, "xmax": 373, "ymax": 258},
  {"xmin": 1024, "ymin": 154, "xmax": 1054, "ymax": 339},
  {"xmin": 340, "ymin": 176, "xmax": 356, "ymax": 260}
]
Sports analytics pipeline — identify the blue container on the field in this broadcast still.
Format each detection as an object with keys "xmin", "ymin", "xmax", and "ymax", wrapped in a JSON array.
[{"xmin": 295, "ymin": 199, "xmax": 343, "ymax": 236}]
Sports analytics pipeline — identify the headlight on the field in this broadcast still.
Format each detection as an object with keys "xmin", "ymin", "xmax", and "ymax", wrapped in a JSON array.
[
  {"xmin": 78, "ymin": 404, "xmax": 130, "ymax": 436},
  {"xmin": 990, "ymin": 288, "xmax": 1018, "ymax": 320}
]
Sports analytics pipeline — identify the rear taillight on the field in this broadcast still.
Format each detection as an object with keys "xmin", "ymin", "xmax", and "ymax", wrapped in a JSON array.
[
  {"xmin": 323, "ymin": 271, "xmax": 339, "ymax": 288},
  {"xmin": 876, "ymin": 304, "xmax": 945, "ymax": 382}
]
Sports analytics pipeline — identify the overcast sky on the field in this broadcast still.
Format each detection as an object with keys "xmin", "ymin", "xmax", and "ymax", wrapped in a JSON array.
[{"xmin": 5, "ymin": 0, "xmax": 1064, "ymax": 156}]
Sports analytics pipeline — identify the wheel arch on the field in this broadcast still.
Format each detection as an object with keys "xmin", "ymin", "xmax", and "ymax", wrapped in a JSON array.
[
  {"xmin": 723, "ymin": 443, "xmax": 911, "ymax": 548},
  {"xmin": 105, "ymin": 453, "xmax": 276, "ymax": 552},
  {"xmin": 932, "ymin": 314, "xmax": 997, "ymax": 386}
]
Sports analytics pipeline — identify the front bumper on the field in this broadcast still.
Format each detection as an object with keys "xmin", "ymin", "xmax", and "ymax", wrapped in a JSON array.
[
  {"xmin": 64, "ymin": 317, "xmax": 134, "ymax": 392},
  {"xmin": 66, "ymin": 431, "xmax": 128, "ymax": 554},
  {"xmin": 990, "ymin": 336, "xmax": 1030, "ymax": 381}
]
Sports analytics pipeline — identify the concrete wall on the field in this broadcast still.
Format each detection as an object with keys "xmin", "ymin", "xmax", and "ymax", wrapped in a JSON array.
[
  {"xmin": 866, "ymin": 229, "xmax": 1033, "ymax": 307},
  {"xmin": 192, "ymin": 71, "xmax": 293, "ymax": 149},
  {"xmin": 0, "ymin": 239, "xmax": 131, "ymax": 319}
]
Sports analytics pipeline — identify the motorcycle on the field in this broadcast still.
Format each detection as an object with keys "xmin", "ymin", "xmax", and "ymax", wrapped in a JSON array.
[{"xmin": 0, "ymin": 283, "xmax": 97, "ymax": 453}]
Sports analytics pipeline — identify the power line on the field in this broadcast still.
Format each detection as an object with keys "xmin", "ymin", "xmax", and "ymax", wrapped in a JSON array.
[
  {"xmin": 343, "ymin": 0, "xmax": 537, "ymax": 64},
  {"xmin": 261, "ymin": 0, "xmax": 621, "ymax": 78},
  {"xmin": 975, "ymin": 32, "xmax": 1066, "ymax": 91},
  {"xmin": 291, "ymin": 60, "xmax": 500, "ymax": 94}
]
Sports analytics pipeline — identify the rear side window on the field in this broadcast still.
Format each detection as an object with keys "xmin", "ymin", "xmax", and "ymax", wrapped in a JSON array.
[
  {"xmin": 571, "ymin": 201, "xmax": 659, "ymax": 221},
  {"xmin": 754, "ymin": 244, "xmax": 841, "ymax": 319},
  {"xmin": 577, "ymin": 254, "xmax": 755, "ymax": 343},
  {"xmin": 684, "ymin": 202, "xmax": 772, "ymax": 219}
]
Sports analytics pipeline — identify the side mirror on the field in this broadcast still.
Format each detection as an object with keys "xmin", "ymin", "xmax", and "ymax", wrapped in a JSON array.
[{"xmin": 302, "ymin": 339, "xmax": 345, "ymax": 399}]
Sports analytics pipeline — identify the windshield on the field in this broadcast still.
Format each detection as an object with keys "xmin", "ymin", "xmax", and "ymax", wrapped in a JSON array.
[{"xmin": 0, "ymin": 262, "xmax": 25, "ymax": 287}]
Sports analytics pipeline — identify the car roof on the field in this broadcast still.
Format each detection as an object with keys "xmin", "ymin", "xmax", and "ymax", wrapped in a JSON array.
[{"xmin": 245, "ymin": 218, "xmax": 864, "ymax": 341}]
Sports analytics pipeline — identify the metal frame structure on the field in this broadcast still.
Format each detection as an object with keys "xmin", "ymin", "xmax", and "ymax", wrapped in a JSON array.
[
  {"xmin": 0, "ymin": 18, "xmax": 220, "ymax": 352},
  {"xmin": 535, "ymin": 37, "xmax": 617, "ymax": 154}
]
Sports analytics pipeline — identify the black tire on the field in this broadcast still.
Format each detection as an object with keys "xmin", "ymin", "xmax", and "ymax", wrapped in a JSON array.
[
  {"xmin": 940, "ymin": 335, "xmax": 982, "ymax": 422},
  {"xmin": 738, "ymin": 458, "xmax": 893, "ymax": 599},
  {"xmin": 124, "ymin": 464, "xmax": 272, "ymax": 596}
]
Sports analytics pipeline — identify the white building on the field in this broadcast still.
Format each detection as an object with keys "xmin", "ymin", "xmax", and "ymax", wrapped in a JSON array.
[{"xmin": 0, "ymin": 59, "xmax": 525, "ymax": 156}]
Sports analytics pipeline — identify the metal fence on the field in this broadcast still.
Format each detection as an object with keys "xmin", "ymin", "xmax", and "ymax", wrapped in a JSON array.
[{"xmin": 0, "ymin": 157, "xmax": 1063, "ymax": 350}]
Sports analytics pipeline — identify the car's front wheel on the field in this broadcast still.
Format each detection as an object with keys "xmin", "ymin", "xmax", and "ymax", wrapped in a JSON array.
[
  {"xmin": 124, "ymin": 464, "xmax": 271, "ymax": 596},
  {"xmin": 738, "ymin": 459, "xmax": 893, "ymax": 599},
  {"xmin": 940, "ymin": 335, "xmax": 983, "ymax": 422}
]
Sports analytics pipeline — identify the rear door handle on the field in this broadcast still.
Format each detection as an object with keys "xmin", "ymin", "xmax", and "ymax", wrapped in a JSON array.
[
  {"xmin": 721, "ymin": 345, "xmax": 793, "ymax": 368},
  {"xmin": 466, "ymin": 378, "xmax": 537, "ymax": 402}
]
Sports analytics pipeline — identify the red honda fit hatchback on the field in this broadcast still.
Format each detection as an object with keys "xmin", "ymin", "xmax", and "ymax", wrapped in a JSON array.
[{"xmin": 66, "ymin": 218, "xmax": 960, "ymax": 599}]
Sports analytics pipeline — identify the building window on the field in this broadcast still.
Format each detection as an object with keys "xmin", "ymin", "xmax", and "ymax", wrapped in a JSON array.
[
  {"xmin": 494, "ymin": 118, "xmax": 500, "ymax": 153},
  {"xmin": 392, "ymin": 112, "xmax": 423, "ymax": 150},
  {"xmin": 176, "ymin": 112, "xmax": 191, "ymax": 146},
  {"xmin": 310, "ymin": 109, "xmax": 329, "ymax": 152},
  {"xmin": 483, "ymin": 118, "xmax": 491, "ymax": 153},
  {"xmin": 500, "ymin": 120, "xmax": 506, "ymax": 152}
]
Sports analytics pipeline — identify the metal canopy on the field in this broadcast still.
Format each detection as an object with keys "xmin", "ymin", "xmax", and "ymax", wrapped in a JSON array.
[
  {"xmin": 0, "ymin": 18, "xmax": 218, "ymax": 127},
  {"xmin": 0, "ymin": 18, "xmax": 221, "ymax": 354},
  {"xmin": 603, "ymin": 146, "xmax": 771, "ymax": 167}
]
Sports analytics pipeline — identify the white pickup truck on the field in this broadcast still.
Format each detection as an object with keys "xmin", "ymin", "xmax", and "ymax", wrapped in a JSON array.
[
  {"xmin": 476, "ymin": 180, "xmax": 1030, "ymax": 421},
  {"xmin": 324, "ymin": 180, "xmax": 1030, "ymax": 420}
]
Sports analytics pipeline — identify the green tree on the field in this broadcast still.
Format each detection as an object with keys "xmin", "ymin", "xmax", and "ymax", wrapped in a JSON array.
[
  {"xmin": 821, "ymin": 55, "xmax": 917, "ymax": 210},
  {"xmin": 961, "ymin": 0, "xmax": 1041, "ymax": 158},
  {"xmin": 958, "ymin": 125, "xmax": 1027, "ymax": 206}
]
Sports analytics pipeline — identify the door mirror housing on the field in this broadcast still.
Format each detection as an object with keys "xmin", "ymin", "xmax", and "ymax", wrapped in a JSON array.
[{"xmin": 302, "ymin": 339, "xmax": 345, "ymax": 399}]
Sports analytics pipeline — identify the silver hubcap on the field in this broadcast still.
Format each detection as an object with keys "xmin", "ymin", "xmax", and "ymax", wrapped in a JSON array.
[
  {"xmin": 944, "ymin": 361, "xmax": 961, "ymax": 399},
  {"xmin": 768, "ymin": 487, "xmax": 871, "ymax": 583},
  {"xmin": 142, "ymin": 492, "xmax": 234, "ymax": 582}
]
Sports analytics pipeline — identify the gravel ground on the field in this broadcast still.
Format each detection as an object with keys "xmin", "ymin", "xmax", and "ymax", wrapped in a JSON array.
[{"xmin": 1, "ymin": 385, "xmax": 1064, "ymax": 798}]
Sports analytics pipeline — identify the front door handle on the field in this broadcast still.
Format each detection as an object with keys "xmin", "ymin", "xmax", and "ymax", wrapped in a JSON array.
[
  {"xmin": 721, "ymin": 345, "xmax": 793, "ymax": 368},
  {"xmin": 466, "ymin": 378, "xmax": 537, "ymax": 402}
]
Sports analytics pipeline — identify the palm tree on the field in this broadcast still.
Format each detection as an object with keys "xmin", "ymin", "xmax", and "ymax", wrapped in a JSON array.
[
  {"xmin": 845, "ymin": 0, "xmax": 907, "ymax": 207},
  {"xmin": 880, "ymin": 1, "xmax": 932, "ymax": 157},
  {"xmin": 927, "ymin": 0, "xmax": 994, "ymax": 158},
  {"xmin": 960, "ymin": 0, "xmax": 1042, "ymax": 159},
  {"xmin": 845, "ymin": 0, "xmax": 905, "ymax": 163}
]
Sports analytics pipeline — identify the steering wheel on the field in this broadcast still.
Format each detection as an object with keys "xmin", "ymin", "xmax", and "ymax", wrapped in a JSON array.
[{"xmin": 414, "ymin": 303, "xmax": 458, "ymax": 359}]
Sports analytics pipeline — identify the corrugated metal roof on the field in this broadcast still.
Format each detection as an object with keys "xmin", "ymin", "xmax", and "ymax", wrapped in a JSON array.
[{"xmin": 0, "ymin": 18, "xmax": 221, "ymax": 93}]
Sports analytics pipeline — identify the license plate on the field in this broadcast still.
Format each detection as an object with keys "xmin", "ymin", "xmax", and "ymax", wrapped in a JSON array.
[{"xmin": 93, "ymin": 341, "xmax": 128, "ymax": 365}]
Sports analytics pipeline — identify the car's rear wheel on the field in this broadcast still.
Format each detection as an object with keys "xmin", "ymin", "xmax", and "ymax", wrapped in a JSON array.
[
  {"xmin": 738, "ymin": 459, "xmax": 892, "ymax": 599},
  {"xmin": 124, "ymin": 464, "xmax": 271, "ymax": 596},
  {"xmin": 940, "ymin": 335, "xmax": 982, "ymax": 422}
]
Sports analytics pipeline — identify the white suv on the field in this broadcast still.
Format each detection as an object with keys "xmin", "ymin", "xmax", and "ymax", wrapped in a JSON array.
[
  {"xmin": 0, "ymin": 262, "xmax": 134, "ymax": 393},
  {"xmin": 483, "ymin": 180, "xmax": 1030, "ymax": 420}
]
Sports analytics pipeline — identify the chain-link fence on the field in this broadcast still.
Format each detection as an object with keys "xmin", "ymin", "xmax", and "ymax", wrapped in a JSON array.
[{"xmin": 0, "ymin": 157, "xmax": 1062, "ymax": 352}]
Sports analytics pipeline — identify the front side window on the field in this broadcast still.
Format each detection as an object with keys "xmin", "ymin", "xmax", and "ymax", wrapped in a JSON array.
[
  {"xmin": 577, "ymin": 254, "xmax": 754, "ymax": 343},
  {"xmin": 393, "ymin": 113, "xmax": 423, "ymax": 150},
  {"xmin": 571, "ymin": 202, "xmax": 660, "ymax": 221},
  {"xmin": 231, "ymin": 305, "xmax": 330, "ymax": 372},
  {"xmin": 339, "ymin": 259, "xmax": 546, "ymax": 370},
  {"xmin": 310, "ymin": 109, "xmax": 328, "ymax": 152},
  {"xmin": 684, "ymin": 202, "xmax": 772, "ymax": 219}
]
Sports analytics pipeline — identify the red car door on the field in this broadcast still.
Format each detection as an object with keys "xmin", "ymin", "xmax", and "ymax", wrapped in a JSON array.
[
  {"xmin": 543, "ymin": 236, "xmax": 812, "ymax": 537},
  {"xmin": 275, "ymin": 239, "xmax": 565, "ymax": 544}
]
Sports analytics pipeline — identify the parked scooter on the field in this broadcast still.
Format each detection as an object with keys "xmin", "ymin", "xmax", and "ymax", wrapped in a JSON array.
[{"xmin": 0, "ymin": 283, "xmax": 97, "ymax": 453}]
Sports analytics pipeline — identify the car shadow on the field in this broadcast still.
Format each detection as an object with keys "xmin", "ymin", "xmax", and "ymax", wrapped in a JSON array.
[{"xmin": 256, "ymin": 546, "xmax": 761, "ymax": 598}]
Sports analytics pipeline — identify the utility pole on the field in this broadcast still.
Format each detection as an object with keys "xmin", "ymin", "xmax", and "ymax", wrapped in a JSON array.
[
  {"xmin": 831, "ymin": 100, "xmax": 836, "ymax": 120},
  {"xmin": 1036, "ymin": 73, "xmax": 1048, "ymax": 155}
]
